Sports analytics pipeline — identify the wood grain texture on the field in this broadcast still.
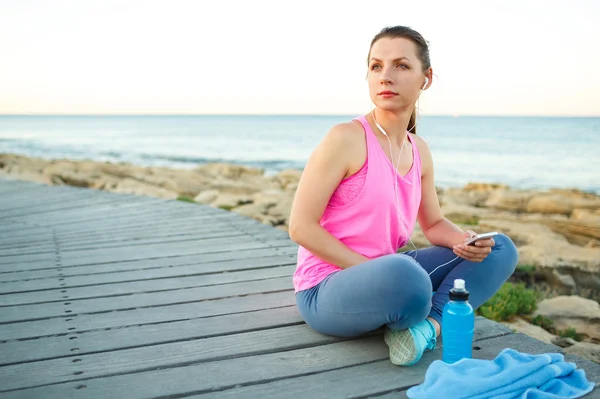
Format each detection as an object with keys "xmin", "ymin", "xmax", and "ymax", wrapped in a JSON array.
[{"xmin": 1, "ymin": 179, "xmax": 598, "ymax": 399}]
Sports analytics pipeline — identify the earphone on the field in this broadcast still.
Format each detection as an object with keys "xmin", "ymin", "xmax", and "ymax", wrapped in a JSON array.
[{"xmin": 372, "ymin": 76, "xmax": 462, "ymax": 276}]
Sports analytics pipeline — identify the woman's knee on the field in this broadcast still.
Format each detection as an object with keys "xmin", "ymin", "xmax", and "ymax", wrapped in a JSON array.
[
  {"xmin": 376, "ymin": 254, "xmax": 432, "ymax": 291},
  {"xmin": 377, "ymin": 254, "xmax": 432, "ymax": 319},
  {"xmin": 492, "ymin": 233, "xmax": 519, "ymax": 276}
]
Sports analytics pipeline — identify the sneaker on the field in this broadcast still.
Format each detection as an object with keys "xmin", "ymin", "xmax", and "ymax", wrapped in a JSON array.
[{"xmin": 384, "ymin": 319, "xmax": 437, "ymax": 366}]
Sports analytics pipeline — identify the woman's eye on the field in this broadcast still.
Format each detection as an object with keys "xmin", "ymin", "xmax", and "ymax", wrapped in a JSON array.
[
  {"xmin": 371, "ymin": 64, "xmax": 381, "ymax": 71},
  {"xmin": 397, "ymin": 64, "xmax": 408, "ymax": 69}
]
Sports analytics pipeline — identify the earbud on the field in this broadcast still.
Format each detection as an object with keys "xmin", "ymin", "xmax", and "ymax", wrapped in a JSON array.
[{"xmin": 422, "ymin": 77, "xmax": 429, "ymax": 90}]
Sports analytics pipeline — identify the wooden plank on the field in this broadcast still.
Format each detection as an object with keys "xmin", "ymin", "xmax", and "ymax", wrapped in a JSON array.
[
  {"xmin": 0, "ymin": 306, "xmax": 303, "ymax": 366},
  {"xmin": 0, "ymin": 239, "xmax": 295, "ymax": 274},
  {"xmin": 1, "ymin": 290, "xmax": 294, "ymax": 341},
  {"xmin": 0, "ymin": 256, "xmax": 295, "ymax": 302},
  {"xmin": 0, "ymin": 328, "xmax": 523, "ymax": 399},
  {"xmin": 0, "ymin": 199, "xmax": 191, "ymax": 227},
  {"xmin": 0, "ymin": 217, "xmax": 270, "ymax": 252},
  {"xmin": 0, "ymin": 189, "xmax": 133, "ymax": 214},
  {"xmin": 0, "ymin": 276, "xmax": 292, "ymax": 323},
  {"xmin": 173, "ymin": 333, "xmax": 600, "ymax": 399},
  {"xmin": 3, "ymin": 202, "xmax": 189, "ymax": 227},
  {"xmin": 0, "ymin": 195, "xmax": 139, "ymax": 220},
  {"xmin": 0, "ymin": 261, "xmax": 295, "ymax": 305},
  {"xmin": 0, "ymin": 246, "xmax": 297, "ymax": 281},
  {"xmin": 0, "ymin": 233, "xmax": 290, "ymax": 267},
  {"xmin": 0, "ymin": 200, "xmax": 191, "ymax": 233},
  {"xmin": 0, "ymin": 226, "xmax": 272, "ymax": 257},
  {"xmin": 0, "ymin": 316, "xmax": 507, "ymax": 369},
  {"xmin": 0, "ymin": 252, "xmax": 55, "ymax": 266},
  {"xmin": 0, "ymin": 324, "xmax": 346, "ymax": 391},
  {"xmin": 0, "ymin": 254, "xmax": 295, "ymax": 296},
  {"xmin": 21, "ymin": 201, "xmax": 219, "ymax": 226},
  {"xmin": 5, "ymin": 196, "xmax": 216, "ymax": 220},
  {"xmin": 0, "ymin": 191, "xmax": 100, "ymax": 213},
  {"xmin": 1, "ymin": 212, "xmax": 256, "ymax": 243}
]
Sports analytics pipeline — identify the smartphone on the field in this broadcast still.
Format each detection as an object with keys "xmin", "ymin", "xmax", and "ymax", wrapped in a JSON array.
[{"xmin": 465, "ymin": 232, "xmax": 498, "ymax": 246}]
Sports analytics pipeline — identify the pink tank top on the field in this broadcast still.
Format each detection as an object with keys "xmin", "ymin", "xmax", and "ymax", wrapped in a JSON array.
[{"xmin": 293, "ymin": 115, "xmax": 423, "ymax": 293}]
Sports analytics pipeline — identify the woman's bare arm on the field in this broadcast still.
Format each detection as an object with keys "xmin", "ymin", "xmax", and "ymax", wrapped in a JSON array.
[{"xmin": 288, "ymin": 123, "xmax": 370, "ymax": 269}]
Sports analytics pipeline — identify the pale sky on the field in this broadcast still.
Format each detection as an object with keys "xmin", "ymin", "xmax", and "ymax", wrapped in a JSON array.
[{"xmin": 1, "ymin": 0, "xmax": 598, "ymax": 116}]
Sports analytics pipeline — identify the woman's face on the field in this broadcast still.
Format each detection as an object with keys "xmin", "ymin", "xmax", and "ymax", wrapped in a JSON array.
[{"xmin": 367, "ymin": 37, "xmax": 430, "ymax": 112}]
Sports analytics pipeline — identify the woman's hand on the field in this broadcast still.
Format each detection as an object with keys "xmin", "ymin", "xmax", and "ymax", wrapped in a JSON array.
[{"xmin": 452, "ymin": 230, "xmax": 494, "ymax": 263}]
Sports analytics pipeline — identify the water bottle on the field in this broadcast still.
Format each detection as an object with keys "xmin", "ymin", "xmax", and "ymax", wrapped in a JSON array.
[{"xmin": 442, "ymin": 278, "xmax": 474, "ymax": 363}]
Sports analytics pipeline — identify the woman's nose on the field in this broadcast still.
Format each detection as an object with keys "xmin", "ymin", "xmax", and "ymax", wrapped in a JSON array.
[{"xmin": 380, "ymin": 71, "xmax": 392, "ymax": 84}]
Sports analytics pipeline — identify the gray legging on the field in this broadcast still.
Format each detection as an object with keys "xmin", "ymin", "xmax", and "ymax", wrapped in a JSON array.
[{"xmin": 295, "ymin": 233, "xmax": 518, "ymax": 337}]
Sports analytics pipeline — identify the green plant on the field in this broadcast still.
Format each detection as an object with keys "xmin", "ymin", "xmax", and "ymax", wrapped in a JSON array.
[
  {"xmin": 446, "ymin": 214, "xmax": 480, "ymax": 226},
  {"xmin": 476, "ymin": 282, "xmax": 539, "ymax": 322},
  {"xmin": 558, "ymin": 328, "xmax": 584, "ymax": 342},
  {"xmin": 531, "ymin": 315, "xmax": 554, "ymax": 331},
  {"xmin": 515, "ymin": 264, "xmax": 536, "ymax": 276},
  {"xmin": 176, "ymin": 195, "xmax": 196, "ymax": 203}
]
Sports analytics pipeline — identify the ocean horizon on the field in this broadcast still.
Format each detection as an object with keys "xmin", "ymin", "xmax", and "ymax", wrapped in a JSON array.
[{"xmin": 1, "ymin": 114, "xmax": 599, "ymax": 194}]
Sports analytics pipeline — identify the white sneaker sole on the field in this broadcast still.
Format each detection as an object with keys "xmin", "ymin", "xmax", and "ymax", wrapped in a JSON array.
[{"xmin": 384, "ymin": 328, "xmax": 418, "ymax": 366}]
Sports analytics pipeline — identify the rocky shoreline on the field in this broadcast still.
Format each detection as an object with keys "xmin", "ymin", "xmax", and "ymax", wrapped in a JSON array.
[{"xmin": 2, "ymin": 152, "xmax": 600, "ymax": 362}]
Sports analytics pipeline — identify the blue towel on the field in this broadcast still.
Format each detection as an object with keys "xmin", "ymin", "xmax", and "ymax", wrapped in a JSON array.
[{"xmin": 407, "ymin": 348, "xmax": 595, "ymax": 399}]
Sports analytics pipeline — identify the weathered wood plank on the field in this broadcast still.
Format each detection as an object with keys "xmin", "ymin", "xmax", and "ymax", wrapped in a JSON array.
[
  {"xmin": 0, "ymin": 329, "xmax": 527, "ymax": 399},
  {"xmin": 0, "ymin": 203, "xmax": 207, "ymax": 242},
  {"xmin": 0, "ymin": 276, "xmax": 293, "ymax": 323},
  {"xmin": 0, "ymin": 258, "xmax": 295, "ymax": 301},
  {"xmin": 184, "ymin": 333, "xmax": 600, "ymax": 399},
  {"xmin": 0, "ymin": 195, "xmax": 140, "ymax": 221},
  {"xmin": 0, "ymin": 324, "xmax": 346, "ymax": 391},
  {"xmin": 0, "ymin": 261, "xmax": 294, "ymax": 306},
  {"xmin": 0, "ymin": 233, "xmax": 290, "ymax": 267},
  {"xmin": 0, "ymin": 246, "xmax": 297, "ymax": 281},
  {"xmin": 0, "ymin": 225, "xmax": 278, "ymax": 257},
  {"xmin": 22, "ymin": 220, "xmax": 265, "ymax": 247},
  {"xmin": 1, "ymin": 290, "xmax": 294, "ymax": 341},
  {"xmin": 0, "ymin": 306, "xmax": 303, "ymax": 366},
  {"xmin": 0, "ymin": 240, "xmax": 295, "ymax": 275},
  {"xmin": 0, "ymin": 201, "xmax": 215, "ymax": 230}
]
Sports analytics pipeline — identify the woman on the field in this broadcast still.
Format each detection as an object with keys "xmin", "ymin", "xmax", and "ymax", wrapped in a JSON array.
[{"xmin": 288, "ymin": 25, "xmax": 519, "ymax": 366}]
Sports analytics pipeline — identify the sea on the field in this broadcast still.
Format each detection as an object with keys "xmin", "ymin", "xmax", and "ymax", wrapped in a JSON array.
[{"xmin": 0, "ymin": 115, "xmax": 599, "ymax": 194}]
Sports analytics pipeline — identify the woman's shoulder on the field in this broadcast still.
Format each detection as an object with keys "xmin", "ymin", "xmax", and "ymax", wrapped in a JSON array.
[
  {"xmin": 411, "ymin": 134, "xmax": 432, "ymax": 157},
  {"xmin": 410, "ymin": 134, "xmax": 434, "ymax": 174},
  {"xmin": 325, "ymin": 120, "xmax": 366, "ymax": 149}
]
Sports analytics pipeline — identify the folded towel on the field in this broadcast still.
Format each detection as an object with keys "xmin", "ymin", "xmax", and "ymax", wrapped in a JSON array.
[{"xmin": 407, "ymin": 348, "xmax": 595, "ymax": 399}]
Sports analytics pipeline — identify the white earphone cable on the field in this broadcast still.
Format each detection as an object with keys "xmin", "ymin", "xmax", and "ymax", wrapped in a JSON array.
[{"xmin": 371, "ymin": 79, "xmax": 459, "ymax": 276}]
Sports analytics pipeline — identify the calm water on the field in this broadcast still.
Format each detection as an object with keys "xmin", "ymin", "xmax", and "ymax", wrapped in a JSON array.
[{"xmin": 1, "ymin": 115, "xmax": 599, "ymax": 194}]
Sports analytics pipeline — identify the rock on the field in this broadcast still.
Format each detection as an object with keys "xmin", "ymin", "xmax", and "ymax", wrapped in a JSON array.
[
  {"xmin": 271, "ymin": 169, "xmax": 303, "ymax": 190},
  {"xmin": 533, "ymin": 296, "xmax": 600, "ymax": 342},
  {"xmin": 484, "ymin": 189, "xmax": 533, "ymax": 213},
  {"xmin": 565, "ymin": 342, "xmax": 600, "ymax": 364},
  {"xmin": 194, "ymin": 190, "xmax": 219, "ymax": 204},
  {"xmin": 526, "ymin": 194, "xmax": 574, "ymax": 216},
  {"xmin": 266, "ymin": 195, "xmax": 294, "ymax": 227},
  {"xmin": 208, "ymin": 177, "xmax": 273, "ymax": 195},
  {"xmin": 551, "ymin": 336, "xmax": 578, "ymax": 348},
  {"xmin": 211, "ymin": 193, "xmax": 253, "ymax": 210},
  {"xmin": 231, "ymin": 202, "xmax": 271, "ymax": 219},
  {"xmin": 477, "ymin": 218, "xmax": 600, "ymax": 293},
  {"xmin": 572, "ymin": 209, "xmax": 600, "ymax": 224},
  {"xmin": 463, "ymin": 183, "xmax": 510, "ymax": 191},
  {"xmin": 195, "ymin": 163, "xmax": 264, "ymax": 179},
  {"xmin": 501, "ymin": 317, "xmax": 557, "ymax": 345},
  {"xmin": 110, "ymin": 178, "xmax": 179, "ymax": 199}
]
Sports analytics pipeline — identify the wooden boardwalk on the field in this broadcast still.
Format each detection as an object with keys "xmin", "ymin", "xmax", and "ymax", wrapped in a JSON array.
[{"xmin": 1, "ymin": 178, "xmax": 599, "ymax": 398}]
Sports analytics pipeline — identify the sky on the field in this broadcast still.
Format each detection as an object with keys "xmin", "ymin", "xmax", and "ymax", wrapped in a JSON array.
[{"xmin": 0, "ymin": 0, "xmax": 598, "ymax": 116}]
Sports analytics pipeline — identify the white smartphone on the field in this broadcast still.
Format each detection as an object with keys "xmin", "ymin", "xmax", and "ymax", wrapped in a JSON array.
[{"xmin": 465, "ymin": 232, "xmax": 498, "ymax": 246}]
